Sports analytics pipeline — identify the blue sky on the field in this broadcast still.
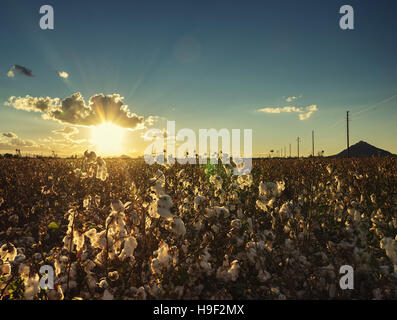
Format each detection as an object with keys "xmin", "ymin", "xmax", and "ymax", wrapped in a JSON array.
[{"xmin": 1, "ymin": 0, "xmax": 397, "ymax": 156}]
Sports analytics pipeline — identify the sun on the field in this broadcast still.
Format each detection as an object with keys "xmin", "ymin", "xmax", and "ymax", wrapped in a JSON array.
[{"xmin": 91, "ymin": 122, "xmax": 125, "ymax": 154}]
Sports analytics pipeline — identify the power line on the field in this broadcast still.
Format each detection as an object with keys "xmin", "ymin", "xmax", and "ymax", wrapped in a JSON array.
[{"xmin": 330, "ymin": 92, "xmax": 397, "ymax": 128}]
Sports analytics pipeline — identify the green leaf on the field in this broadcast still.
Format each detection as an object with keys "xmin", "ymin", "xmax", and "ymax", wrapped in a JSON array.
[{"xmin": 48, "ymin": 221, "xmax": 60, "ymax": 231}]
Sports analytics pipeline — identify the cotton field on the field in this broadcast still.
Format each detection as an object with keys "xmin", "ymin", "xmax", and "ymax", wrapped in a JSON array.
[{"xmin": 0, "ymin": 155, "xmax": 397, "ymax": 300}]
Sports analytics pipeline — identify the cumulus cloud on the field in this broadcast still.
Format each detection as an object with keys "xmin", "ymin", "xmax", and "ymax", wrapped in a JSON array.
[
  {"xmin": 0, "ymin": 131, "xmax": 94, "ymax": 156},
  {"xmin": 52, "ymin": 126, "xmax": 79, "ymax": 137},
  {"xmin": 299, "ymin": 105, "xmax": 318, "ymax": 120},
  {"xmin": 286, "ymin": 96, "xmax": 298, "ymax": 102},
  {"xmin": 0, "ymin": 132, "xmax": 37, "ymax": 149},
  {"xmin": 5, "ymin": 96, "xmax": 59, "ymax": 113},
  {"xmin": 257, "ymin": 104, "xmax": 318, "ymax": 120},
  {"xmin": 56, "ymin": 71, "xmax": 69, "ymax": 79},
  {"xmin": 2, "ymin": 132, "xmax": 18, "ymax": 138},
  {"xmin": 5, "ymin": 92, "xmax": 154, "ymax": 130},
  {"xmin": 258, "ymin": 106, "xmax": 302, "ymax": 114},
  {"xmin": 7, "ymin": 65, "xmax": 34, "ymax": 78}
]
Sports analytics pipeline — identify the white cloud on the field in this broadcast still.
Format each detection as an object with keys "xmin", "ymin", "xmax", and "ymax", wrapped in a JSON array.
[
  {"xmin": 0, "ymin": 132, "xmax": 38, "ymax": 149},
  {"xmin": 2, "ymin": 132, "xmax": 18, "ymax": 138},
  {"xmin": 7, "ymin": 65, "xmax": 34, "ymax": 77},
  {"xmin": 258, "ymin": 106, "xmax": 302, "ymax": 114},
  {"xmin": 52, "ymin": 126, "xmax": 79, "ymax": 137},
  {"xmin": 257, "ymin": 104, "xmax": 318, "ymax": 120},
  {"xmin": 4, "ymin": 93, "xmax": 156, "ymax": 130},
  {"xmin": 57, "ymin": 71, "xmax": 69, "ymax": 79},
  {"xmin": 286, "ymin": 96, "xmax": 297, "ymax": 102},
  {"xmin": 299, "ymin": 105, "xmax": 318, "ymax": 120}
]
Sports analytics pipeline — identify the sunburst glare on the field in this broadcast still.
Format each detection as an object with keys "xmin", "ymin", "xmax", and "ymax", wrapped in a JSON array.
[{"xmin": 91, "ymin": 122, "xmax": 125, "ymax": 155}]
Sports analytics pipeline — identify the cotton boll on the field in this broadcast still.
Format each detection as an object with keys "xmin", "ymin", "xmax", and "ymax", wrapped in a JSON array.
[
  {"xmin": 84, "ymin": 260, "xmax": 96, "ymax": 274},
  {"xmin": 259, "ymin": 182, "xmax": 276, "ymax": 197},
  {"xmin": 91, "ymin": 230, "xmax": 109, "ymax": 250},
  {"xmin": 198, "ymin": 248, "xmax": 212, "ymax": 274},
  {"xmin": 47, "ymin": 285, "xmax": 64, "ymax": 300},
  {"xmin": 135, "ymin": 286, "xmax": 147, "ymax": 300},
  {"xmin": 380, "ymin": 237, "xmax": 397, "ymax": 273},
  {"xmin": 193, "ymin": 219, "xmax": 203, "ymax": 231},
  {"xmin": 96, "ymin": 157, "xmax": 109, "ymax": 181},
  {"xmin": 214, "ymin": 206, "xmax": 229, "ymax": 217},
  {"xmin": 256, "ymin": 196, "xmax": 269, "ymax": 211},
  {"xmin": 152, "ymin": 195, "xmax": 173, "ymax": 219},
  {"xmin": 0, "ymin": 243, "xmax": 17, "ymax": 262},
  {"xmin": 204, "ymin": 208, "xmax": 215, "ymax": 218},
  {"xmin": 19, "ymin": 263, "xmax": 30, "ymax": 281},
  {"xmin": 73, "ymin": 231, "xmax": 85, "ymax": 251},
  {"xmin": 119, "ymin": 236, "xmax": 138, "ymax": 261},
  {"xmin": 150, "ymin": 170, "xmax": 166, "ymax": 196},
  {"xmin": 258, "ymin": 269, "xmax": 271, "ymax": 282},
  {"xmin": 171, "ymin": 217, "xmax": 186, "ymax": 236},
  {"xmin": 237, "ymin": 175, "xmax": 253, "ymax": 189},
  {"xmin": 150, "ymin": 258, "xmax": 162, "ymax": 274},
  {"xmin": 86, "ymin": 273, "xmax": 98, "ymax": 291},
  {"xmin": 102, "ymin": 289, "xmax": 114, "ymax": 300},
  {"xmin": 157, "ymin": 242, "xmax": 171, "ymax": 265},
  {"xmin": 0, "ymin": 263, "xmax": 11, "ymax": 275},
  {"xmin": 211, "ymin": 224, "xmax": 220, "ymax": 233},
  {"xmin": 24, "ymin": 274, "xmax": 40, "ymax": 300},
  {"xmin": 98, "ymin": 279, "xmax": 109, "ymax": 289},
  {"xmin": 227, "ymin": 260, "xmax": 240, "ymax": 281},
  {"xmin": 83, "ymin": 195, "xmax": 92, "ymax": 209},
  {"xmin": 231, "ymin": 219, "xmax": 242, "ymax": 232},
  {"xmin": 108, "ymin": 271, "xmax": 119, "ymax": 281},
  {"xmin": 84, "ymin": 228, "xmax": 97, "ymax": 238},
  {"xmin": 194, "ymin": 195, "xmax": 206, "ymax": 210},
  {"xmin": 148, "ymin": 201, "xmax": 161, "ymax": 219},
  {"xmin": 13, "ymin": 254, "xmax": 26, "ymax": 264},
  {"xmin": 62, "ymin": 235, "xmax": 73, "ymax": 251},
  {"xmin": 84, "ymin": 150, "xmax": 97, "ymax": 163},
  {"xmin": 54, "ymin": 256, "xmax": 69, "ymax": 276},
  {"xmin": 111, "ymin": 200, "xmax": 125, "ymax": 212}
]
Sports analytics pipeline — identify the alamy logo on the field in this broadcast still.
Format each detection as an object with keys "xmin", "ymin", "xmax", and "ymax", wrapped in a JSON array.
[
  {"xmin": 339, "ymin": 5, "xmax": 354, "ymax": 30},
  {"xmin": 143, "ymin": 121, "xmax": 252, "ymax": 175},
  {"xmin": 39, "ymin": 265, "xmax": 54, "ymax": 290},
  {"xmin": 339, "ymin": 265, "xmax": 354, "ymax": 290},
  {"xmin": 39, "ymin": 5, "xmax": 54, "ymax": 30}
]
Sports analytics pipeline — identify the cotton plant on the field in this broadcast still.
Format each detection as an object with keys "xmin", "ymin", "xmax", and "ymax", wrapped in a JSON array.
[
  {"xmin": 150, "ymin": 241, "xmax": 175, "ymax": 274},
  {"xmin": 216, "ymin": 256, "xmax": 240, "ymax": 282},
  {"xmin": 96, "ymin": 157, "xmax": 109, "ymax": 181},
  {"xmin": 149, "ymin": 195, "xmax": 173, "ymax": 219},
  {"xmin": 256, "ymin": 180, "xmax": 285, "ymax": 212},
  {"xmin": 380, "ymin": 236, "xmax": 397, "ymax": 274},
  {"xmin": 169, "ymin": 217, "xmax": 186, "ymax": 236},
  {"xmin": 18, "ymin": 264, "xmax": 40, "ymax": 300},
  {"xmin": 209, "ymin": 174, "xmax": 223, "ymax": 190},
  {"xmin": 237, "ymin": 174, "xmax": 253, "ymax": 189}
]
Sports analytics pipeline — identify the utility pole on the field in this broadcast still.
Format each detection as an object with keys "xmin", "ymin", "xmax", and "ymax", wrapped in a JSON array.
[
  {"xmin": 289, "ymin": 143, "xmax": 291, "ymax": 158},
  {"xmin": 284, "ymin": 146, "xmax": 286, "ymax": 158},
  {"xmin": 297, "ymin": 137, "xmax": 300, "ymax": 158},
  {"xmin": 311, "ymin": 130, "xmax": 314, "ymax": 157},
  {"xmin": 346, "ymin": 111, "xmax": 350, "ymax": 158}
]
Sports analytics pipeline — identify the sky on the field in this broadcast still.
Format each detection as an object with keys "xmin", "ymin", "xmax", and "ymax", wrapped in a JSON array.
[{"xmin": 1, "ymin": 0, "xmax": 397, "ymax": 157}]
